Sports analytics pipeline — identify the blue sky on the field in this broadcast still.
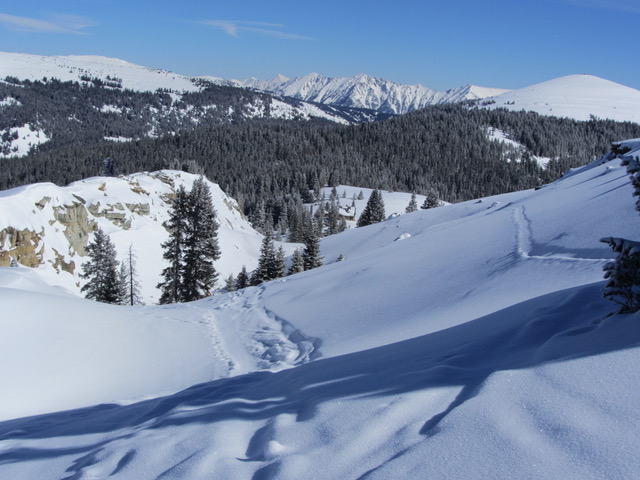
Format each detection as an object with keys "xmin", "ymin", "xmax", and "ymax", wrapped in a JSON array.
[{"xmin": 0, "ymin": 0, "xmax": 638, "ymax": 90}]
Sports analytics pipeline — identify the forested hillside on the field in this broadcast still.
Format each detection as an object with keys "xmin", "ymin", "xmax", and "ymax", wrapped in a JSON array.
[
  {"xmin": 0, "ymin": 76, "xmax": 386, "ymax": 159},
  {"xmin": 3, "ymin": 98, "xmax": 639, "ymax": 232}
]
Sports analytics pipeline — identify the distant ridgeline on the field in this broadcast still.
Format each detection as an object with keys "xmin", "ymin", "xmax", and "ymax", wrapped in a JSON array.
[{"xmin": 1, "ymin": 76, "xmax": 640, "ymax": 233}]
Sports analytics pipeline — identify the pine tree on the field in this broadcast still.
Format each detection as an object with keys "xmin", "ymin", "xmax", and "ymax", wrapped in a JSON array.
[
  {"xmin": 120, "ymin": 244, "xmax": 142, "ymax": 305},
  {"xmin": 302, "ymin": 226, "xmax": 323, "ymax": 270},
  {"xmin": 288, "ymin": 249, "xmax": 305, "ymax": 275},
  {"xmin": 357, "ymin": 189, "xmax": 386, "ymax": 227},
  {"xmin": 421, "ymin": 190, "xmax": 441, "ymax": 209},
  {"xmin": 252, "ymin": 226, "xmax": 279, "ymax": 285},
  {"xmin": 236, "ymin": 265, "xmax": 250, "ymax": 289},
  {"xmin": 325, "ymin": 198, "xmax": 342, "ymax": 235},
  {"xmin": 601, "ymin": 237, "xmax": 640, "ymax": 313},
  {"xmin": 80, "ymin": 227, "xmax": 122, "ymax": 304},
  {"xmin": 274, "ymin": 246, "xmax": 286, "ymax": 279},
  {"xmin": 182, "ymin": 177, "xmax": 221, "ymax": 301},
  {"xmin": 405, "ymin": 193, "xmax": 418, "ymax": 213},
  {"xmin": 600, "ymin": 151, "xmax": 640, "ymax": 313},
  {"xmin": 158, "ymin": 185, "xmax": 189, "ymax": 304},
  {"xmin": 224, "ymin": 274, "xmax": 236, "ymax": 292}
]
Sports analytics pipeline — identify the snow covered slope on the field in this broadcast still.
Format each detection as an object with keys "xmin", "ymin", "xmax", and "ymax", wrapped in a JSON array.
[
  {"xmin": 0, "ymin": 52, "xmax": 203, "ymax": 92},
  {"xmin": 0, "ymin": 171, "xmax": 270, "ymax": 303},
  {"xmin": 0, "ymin": 267, "xmax": 314, "ymax": 421},
  {"xmin": 484, "ymin": 74, "xmax": 640, "ymax": 123},
  {"xmin": 1, "ymin": 141, "xmax": 640, "ymax": 478},
  {"xmin": 242, "ymin": 72, "xmax": 509, "ymax": 114}
]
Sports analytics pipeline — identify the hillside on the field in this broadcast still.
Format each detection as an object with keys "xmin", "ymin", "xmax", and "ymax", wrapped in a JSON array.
[
  {"xmin": 0, "ymin": 170, "xmax": 275, "ymax": 303},
  {"xmin": 0, "ymin": 52, "xmax": 383, "ymax": 160},
  {"xmin": 0, "ymin": 140, "xmax": 639, "ymax": 478},
  {"xmin": 485, "ymin": 74, "xmax": 640, "ymax": 123}
]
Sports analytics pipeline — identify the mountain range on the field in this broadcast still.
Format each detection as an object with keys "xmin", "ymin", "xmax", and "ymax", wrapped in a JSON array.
[
  {"xmin": 238, "ymin": 72, "xmax": 510, "ymax": 114},
  {"xmin": 2, "ymin": 51, "xmax": 640, "ymax": 122}
]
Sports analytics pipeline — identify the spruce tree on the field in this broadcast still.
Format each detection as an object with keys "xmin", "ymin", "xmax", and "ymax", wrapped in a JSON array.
[
  {"xmin": 158, "ymin": 185, "xmax": 189, "ymax": 304},
  {"xmin": 601, "ymin": 237, "xmax": 640, "ymax": 313},
  {"xmin": 236, "ymin": 265, "xmax": 250, "ymax": 289},
  {"xmin": 600, "ymin": 152, "xmax": 640, "ymax": 313},
  {"xmin": 357, "ymin": 189, "xmax": 386, "ymax": 227},
  {"xmin": 224, "ymin": 274, "xmax": 236, "ymax": 292},
  {"xmin": 182, "ymin": 177, "xmax": 221, "ymax": 301},
  {"xmin": 80, "ymin": 227, "xmax": 122, "ymax": 304},
  {"xmin": 252, "ymin": 226, "xmax": 278, "ymax": 285},
  {"xmin": 405, "ymin": 193, "xmax": 418, "ymax": 213},
  {"xmin": 120, "ymin": 244, "xmax": 142, "ymax": 305},
  {"xmin": 302, "ymin": 226, "xmax": 323, "ymax": 270},
  {"xmin": 288, "ymin": 249, "xmax": 305, "ymax": 275},
  {"xmin": 274, "ymin": 246, "xmax": 286, "ymax": 279},
  {"xmin": 421, "ymin": 190, "xmax": 440, "ymax": 209}
]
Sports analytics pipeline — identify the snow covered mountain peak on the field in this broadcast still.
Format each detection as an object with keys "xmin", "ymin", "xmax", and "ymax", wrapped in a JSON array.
[{"xmin": 240, "ymin": 71, "xmax": 508, "ymax": 114}]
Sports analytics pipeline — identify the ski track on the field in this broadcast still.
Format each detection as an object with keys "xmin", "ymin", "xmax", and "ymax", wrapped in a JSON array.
[
  {"xmin": 186, "ymin": 305, "xmax": 236, "ymax": 377},
  {"xmin": 513, "ymin": 205, "xmax": 605, "ymax": 265},
  {"xmin": 190, "ymin": 285, "xmax": 318, "ymax": 374}
]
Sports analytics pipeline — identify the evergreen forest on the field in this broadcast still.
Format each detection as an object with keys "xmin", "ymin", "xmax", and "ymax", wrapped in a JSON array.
[{"xmin": 2, "ymin": 76, "xmax": 640, "ymax": 234}]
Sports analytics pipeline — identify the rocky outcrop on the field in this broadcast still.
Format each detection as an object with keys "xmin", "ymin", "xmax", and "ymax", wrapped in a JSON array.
[
  {"xmin": 52, "ymin": 201, "xmax": 96, "ymax": 256},
  {"xmin": 87, "ymin": 202, "xmax": 132, "ymax": 229},
  {"xmin": 0, "ymin": 227, "xmax": 44, "ymax": 267},
  {"xmin": 52, "ymin": 248, "xmax": 76, "ymax": 274}
]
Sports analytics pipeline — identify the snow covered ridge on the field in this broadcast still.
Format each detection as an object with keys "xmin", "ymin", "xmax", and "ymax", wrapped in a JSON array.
[
  {"xmin": 0, "ymin": 51, "xmax": 203, "ymax": 93},
  {"xmin": 0, "ymin": 170, "xmax": 267, "ymax": 303},
  {"xmin": 483, "ymin": 74, "xmax": 640, "ymax": 123},
  {"xmin": 240, "ymin": 72, "xmax": 510, "ymax": 115}
]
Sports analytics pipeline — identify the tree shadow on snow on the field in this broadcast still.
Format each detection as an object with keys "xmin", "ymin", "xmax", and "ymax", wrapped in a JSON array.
[{"xmin": 1, "ymin": 281, "xmax": 639, "ymax": 460}]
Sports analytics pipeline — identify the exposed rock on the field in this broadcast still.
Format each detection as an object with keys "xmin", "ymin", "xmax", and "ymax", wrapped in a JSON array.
[
  {"xmin": 87, "ymin": 202, "xmax": 132, "ymax": 229},
  {"xmin": 0, "ymin": 227, "xmax": 44, "ymax": 267},
  {"xmin": 52, "ymin": 248, "xmax": 76, "ymax": 274},
  {"xmin": 52, "ymin": 202, "xmax": 96, "ymax": 256},
  {"xmin": 35, "ymin": 196, "xmax": 51, "ymax": 210},
  {"xmin": 126, "ymin": 203, "xmax": 150, "ymax": 216}
]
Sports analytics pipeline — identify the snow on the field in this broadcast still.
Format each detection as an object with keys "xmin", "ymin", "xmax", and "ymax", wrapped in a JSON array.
[
  {"xmin": 0, "ymin": 171, "xmax": 275, "ymax": 304},
  {"xmin": 316, "ymin": 185, "xmax": 430, "ymax": 231},
  {"xmin": 1, "ymin": 145, "xmax": 640, "ymax": 478},
  {"xmin": 242, "ymin": 73, "xmax": 509, "ymax": 114},
  {"xmin": 484, "ymin": 74, "xmax": 640, "ymax": 123},
  {"xmin": 487, "ymin": 127, "xmax": 552, "ymax": 168},
  {"xmin": 0, "ymin": 124, "xmax": 49, "ymax": 158},
  {"xmin": 0, "ymin": 51, "xmax": 201, "ymax": 93},
  {"xmin": 0, "ymin": 96, "xmax": 20, "ymax": 107}
]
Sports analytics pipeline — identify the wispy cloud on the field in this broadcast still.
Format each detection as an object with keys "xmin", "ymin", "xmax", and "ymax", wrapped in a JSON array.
[
  {"xmin": 0, "ymin": 12, "xmax": 93, "ymax": 34},
  {"xmin": 201, "ymin": 20, "xmax": 312, "ymax": 40},
  {"xmin": 561, "ymin": 0, "xmax": 640, "ymax": 14}
]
